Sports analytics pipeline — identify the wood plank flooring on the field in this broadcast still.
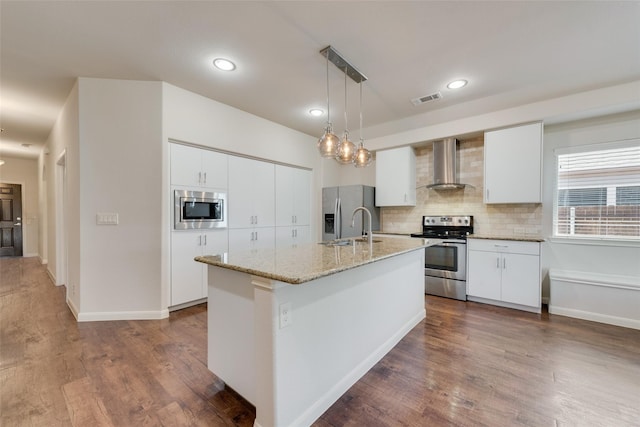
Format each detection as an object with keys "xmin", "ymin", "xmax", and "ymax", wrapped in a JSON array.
[{"xmin": 1, "ymin": 257, "xmax": 639, "ymax": 426}]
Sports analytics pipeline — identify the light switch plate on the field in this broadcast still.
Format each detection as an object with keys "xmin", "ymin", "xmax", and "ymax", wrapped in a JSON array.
[{"xmin": 96, "ymin": 213, "xmax": 119, "ymax": 225}]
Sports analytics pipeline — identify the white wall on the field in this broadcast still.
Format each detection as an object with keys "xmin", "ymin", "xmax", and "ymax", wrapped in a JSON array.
[
  {"xmin": 541, "ymin": 110, "xmax": 640, "ymax": 295},
  {"xmin": 320, "ymin": 156, "xmax": 376, "ymax": 188},
  {"xmin": 77, "ymin": 78, "xmax": 163, "ymax": 319},
  {"xmin": 0, "ymin": 156, "xmax": 39, "ymax": 256}
]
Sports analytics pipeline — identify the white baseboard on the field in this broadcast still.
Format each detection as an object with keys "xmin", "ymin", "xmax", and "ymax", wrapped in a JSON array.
[
  {"xmin": 77, "ymin": 309, "xmax": 170, "ymax": 322},
  {"xmin": 39, "ymin": 256, "xmax": 48, "ymax": 265},
  {"xmin": 66, "ymin": 297, "xmax": 79, "ymax": 320},
  {"xmin": 169, "ymin": 297, "xmax": 207, "ymax": 312},
  {"xmin": 46, "ymin": 268, "xmax": 56, "ymax": 285},
  {"xmin": 549, "ymin": 305, "xmax": 640, "ymax": 330}
]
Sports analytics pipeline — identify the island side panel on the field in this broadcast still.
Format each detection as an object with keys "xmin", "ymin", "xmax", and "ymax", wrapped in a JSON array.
[
  {"xmin": 207, "ymin": 266, "xmax": 256, "ymax": 404},
  {"xmin": 254, "ymin": 249, "xmax": 425, "ymax": 427}
]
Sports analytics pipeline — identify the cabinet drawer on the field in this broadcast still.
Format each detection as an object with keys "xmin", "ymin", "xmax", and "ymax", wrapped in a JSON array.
[{"xmin": 468, "ymin": 239, "xmax": 540, "ymax": 256}]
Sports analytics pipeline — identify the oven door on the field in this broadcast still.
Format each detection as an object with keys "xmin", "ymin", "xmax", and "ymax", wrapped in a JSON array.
[{"xmin": 424, "ymin": 240, "xmax": 466, "ymax": 281}]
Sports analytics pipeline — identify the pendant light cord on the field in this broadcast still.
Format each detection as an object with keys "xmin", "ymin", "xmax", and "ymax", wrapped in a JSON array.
[
  {"xmin": 325, "ymin": 51, "xmax": 330, "ymax": 127},
  {"xmin": 343, "ymin": 66, "xmax": 348, "ymax": 135},
  {"xmin": 359, "ymin": 81, "xmax": 363, "ymax": 143}
]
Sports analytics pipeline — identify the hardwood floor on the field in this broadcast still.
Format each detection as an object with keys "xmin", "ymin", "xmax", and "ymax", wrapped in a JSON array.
[{"xmin": 2, "ymin": 257, "xmax": 639, "ymax": 426}]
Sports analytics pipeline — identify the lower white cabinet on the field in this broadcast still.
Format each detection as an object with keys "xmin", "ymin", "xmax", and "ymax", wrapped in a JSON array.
[
  {"xmin": 229, "ymin": 227, "xmax": 275, "ymax": 253},
  {"xmin": 171, "ymin": 229, "xmax": 228, "ymax": 307},
  {"xmin": 275, "ymin": 226, "xmax": 310, "ymax": 248},
  {"xmin": 467, "ymin": 239, "xmax": 541, "ymax": 312}
]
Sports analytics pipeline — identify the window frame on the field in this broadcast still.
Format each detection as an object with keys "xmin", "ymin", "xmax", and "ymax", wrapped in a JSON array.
[{"xmin": 552, "ymin": 138, "xmax": 640, "ymax": 243}]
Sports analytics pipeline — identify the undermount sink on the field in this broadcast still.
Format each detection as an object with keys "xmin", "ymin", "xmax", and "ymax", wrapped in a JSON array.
[
  {"xmin": 318, "ymin": 238, "xmax": 382, "ymax": 247},
  {"xmin": 352, "ymin": 238, "xmax": 382, "ymax": 243},
  {"xmin": 318, "ymin": 240, "xmax": 352, "ymax": 247}
]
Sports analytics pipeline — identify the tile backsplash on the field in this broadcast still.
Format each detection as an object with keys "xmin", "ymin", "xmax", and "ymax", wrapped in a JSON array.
[{"xmin": 380, "ymin": 136, "xmax": 543, "ymax": 237}]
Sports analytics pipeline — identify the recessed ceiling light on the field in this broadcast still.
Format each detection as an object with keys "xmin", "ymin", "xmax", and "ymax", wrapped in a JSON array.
[
  {"xmin": 309, "ymin": 109, "xmax": 324, "ymax": 117},
  {"xmin": 447, "ymin": 79, "xmax": 468, "ymax": 89},
  {"xmin": 0, "ymin": 160, "xmax": 5, "ymax": 166},
  {"xmin": 213, "ymin": 58, "xmax": 236, "ymax": 71}
]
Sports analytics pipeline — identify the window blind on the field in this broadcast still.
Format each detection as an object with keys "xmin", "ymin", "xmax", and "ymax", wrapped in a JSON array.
[{"xmin": 555, "ymin": 144, "xmax": 640, "ymax": 239}]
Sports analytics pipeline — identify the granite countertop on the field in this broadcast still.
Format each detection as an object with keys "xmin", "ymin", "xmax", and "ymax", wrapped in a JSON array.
[
  {"xmin": 195, "ymin": 236, "xmax": 435, "ymax": 285},
  {"xmin": 468, "ymin": 235, "xmax": 545, "ymax": 243}
]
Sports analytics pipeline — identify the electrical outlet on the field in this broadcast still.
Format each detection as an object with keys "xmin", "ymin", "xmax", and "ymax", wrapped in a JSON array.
[{"xmin": 279, "ymin": 302, "xmax": 292, "ymax": 329}]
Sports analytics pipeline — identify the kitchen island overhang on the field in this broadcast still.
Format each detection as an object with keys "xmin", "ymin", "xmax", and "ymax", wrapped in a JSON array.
[{"xmin": 196, "ymin": 237, "xmax": 435, "ymax": 427}]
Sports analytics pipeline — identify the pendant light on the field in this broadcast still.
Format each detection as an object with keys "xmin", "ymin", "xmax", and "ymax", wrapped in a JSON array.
[
  {"xmin": 335, "ymin": 66, "xmax": 356, "ymax": 164},
  {"xmin": 354, "ymin": 81, "xmax": 372, "ymax": 168},
  {"xmin": 317, "ymin": 49, "xmax": 340, "ymax": 158}
]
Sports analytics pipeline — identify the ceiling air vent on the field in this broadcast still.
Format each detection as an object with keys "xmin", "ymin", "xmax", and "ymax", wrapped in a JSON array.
[{"xmin": 411, "ymin": 92, "xmax": 442, "ymax": 106}]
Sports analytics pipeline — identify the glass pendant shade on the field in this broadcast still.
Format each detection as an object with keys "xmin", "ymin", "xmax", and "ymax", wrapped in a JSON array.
[
  {"xmin": 354, "ymin": 140, "xmax": 372, "ymax": 168},
  {"xmin": 317, "ymin": 125, "xmax": 340, "ymax": 158},
  {"xmin": 335, "ymin": 133, "xmax": 356, "ymax": 164}
]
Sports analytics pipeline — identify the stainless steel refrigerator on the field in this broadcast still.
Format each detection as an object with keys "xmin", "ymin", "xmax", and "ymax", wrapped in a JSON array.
[{"xmin": 322, "ymin": 185, "xmax": 380, "ymax": 241}]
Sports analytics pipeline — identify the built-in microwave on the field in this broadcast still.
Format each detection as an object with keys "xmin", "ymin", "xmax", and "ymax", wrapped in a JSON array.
[{"xmin": 174, "ymin": 190, "xmax": 227, "ymax": 230}]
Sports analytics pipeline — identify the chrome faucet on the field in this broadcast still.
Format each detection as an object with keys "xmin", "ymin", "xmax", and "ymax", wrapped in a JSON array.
[{"xmin": 351, "ymin": 207, "xmax": 373, "ymax": 245}]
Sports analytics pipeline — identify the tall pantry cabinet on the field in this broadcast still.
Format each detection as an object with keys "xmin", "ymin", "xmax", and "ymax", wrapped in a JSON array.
[
  {"xmin": 227, "ymin": 156, "xmax": 276, "ymax": 252},
  {"xmin": 170, "ymin": 144, "xmax": 229, "ymax": 308}
]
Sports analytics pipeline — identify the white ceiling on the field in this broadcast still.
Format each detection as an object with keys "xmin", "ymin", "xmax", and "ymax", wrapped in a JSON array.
[{"xmin": 1, "ymin": 1, "xmax": 639, "ymax": 159}]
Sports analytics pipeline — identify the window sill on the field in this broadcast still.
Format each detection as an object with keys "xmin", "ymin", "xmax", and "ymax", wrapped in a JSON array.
[{"xmin": 549, "ymin": 236, "xmax": 640, "ymax": 248}]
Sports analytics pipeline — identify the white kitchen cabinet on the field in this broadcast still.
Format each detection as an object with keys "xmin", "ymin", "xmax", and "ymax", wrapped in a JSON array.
[
  {"xmin": 170, "ymin": 143, "xmax": 228, "ymax": 189},
  {"xmin": 228, "ymin": 156, "xmax": 275, "ymax": 228},
  {"xmin": 171, "ymin": 229, "xmax": 228, "ymax": 307},
  {"xmin": 467, "ymin": 239, "xmax": 541, "ymax": 312},
  {"xmin": 483, "ymin": 122, "xmax": 543, "ymax": 204},
  {"xmin": 275, "ymin": 165, "xmax": 311, "ymax": 227},
  {"xmin": 229, "ymin": 227, "xmax": 275, "ymax": 253},
  {"xmin": 275, "ymin": 225, "xmax": 310, "ymax": 248},
  {"xmin": 375, "ymin": 147, "xmax": 416, "ymax": 206}
]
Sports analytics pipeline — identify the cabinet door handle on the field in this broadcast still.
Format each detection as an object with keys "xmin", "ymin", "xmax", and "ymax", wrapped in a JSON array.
[
  {"xmin": 203, "ymin": 172, "xmax": 207, "ymax": 184},
  {"xmin": 199, "ymin": 235, "xmax": 202, "ymax": 246},
  {"xmin": 255, "ymin": 215, "xmax": 258, "ymax": 225},
  {"xmin": 496, "ymin": 257, "xmax": 500, "ymax": 268},
  {"xmin": 503, "ymin": 258, "xmax": 506, "ymax": 269},
  {"xmin": 204, "ymin": 235, "xmax": 207, "ymax": 246},
  {"xmin": 198, "ymin": 172, "xmax": 202, "ymax": 184},
  {"xmin": 255, "ymin": 231, "xmax": 258, "ymax": 241},
  {"xmin": 294, "ymin": 229, "xmax": 297, "ymax": 237}
]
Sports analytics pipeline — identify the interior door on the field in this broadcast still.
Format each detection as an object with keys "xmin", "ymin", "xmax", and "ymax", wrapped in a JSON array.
[{"xmin": 0, "ymin": 183, "xmax": 23, "ymax": 257}]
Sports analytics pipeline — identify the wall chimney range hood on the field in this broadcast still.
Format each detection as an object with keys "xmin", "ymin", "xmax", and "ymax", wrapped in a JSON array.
[{"xmin": 426, "ymin": 138, "xmax": 467, "ymax": 190}]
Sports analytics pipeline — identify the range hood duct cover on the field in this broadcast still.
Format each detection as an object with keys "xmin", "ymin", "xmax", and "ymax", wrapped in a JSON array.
[{"xmin": 426, "ymin": 138, "xmax": 466, "ymax": 190}]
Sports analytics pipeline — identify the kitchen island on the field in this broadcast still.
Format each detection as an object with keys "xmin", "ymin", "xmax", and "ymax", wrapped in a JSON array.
[{"xmin": 195, "ymin": 236, "xmax": 433, "ymax": 427}]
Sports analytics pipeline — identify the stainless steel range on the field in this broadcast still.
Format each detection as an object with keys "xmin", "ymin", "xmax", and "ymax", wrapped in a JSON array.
[{"xmin": 411, "ymin": 215, "xmax": 473, "ymax": 301}]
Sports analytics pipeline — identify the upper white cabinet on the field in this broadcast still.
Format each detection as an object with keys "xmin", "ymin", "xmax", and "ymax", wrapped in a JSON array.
[
  {"xmin": 228, "ymin": 156, "xmax": 275, "ymax": 229},
  {"xmin": 375, "ymin": 147, "xmax": 416, "ymax": 206},
  {"xmin": 275, "ymin": 165, "xmax": 311, "ymax": 227},
  {"xmin": 483, "ymin": 122, "xmax": 543, "ymax": 204},
  {"xmin": 171, "ymin": 143, "xmax": 228, "ymax": 189},
  {"xmin": 467, "ymin": 238, "xmax": 541, "ymax": 312}
]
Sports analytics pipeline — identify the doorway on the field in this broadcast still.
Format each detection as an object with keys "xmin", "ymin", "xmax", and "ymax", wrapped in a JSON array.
[
  {"xmin": 0, "ymin": 183, "xmax": 24, "ymax": 257},
  {"xmin": 55, "ymin": 151, "xmax": 67, "ymax": 286}
]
